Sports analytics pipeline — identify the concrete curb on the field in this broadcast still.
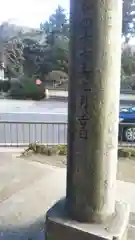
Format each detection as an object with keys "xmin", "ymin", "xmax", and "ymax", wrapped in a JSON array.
[
  {"xmin": 48, "ymin": 96, "xmax": 135, "ymax": 105},
  {"xmin": 0, "ymin": 147, "xmax": 24, "ymax": 152},
  {"xmin": 49, "ymin": 96, "xmax": 68, "ymax": 101}
]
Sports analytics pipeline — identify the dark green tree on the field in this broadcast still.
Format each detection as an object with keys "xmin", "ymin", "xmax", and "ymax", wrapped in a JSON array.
[
  {"xmin": 23, "ymin": 38, "xmax": 54, "ymax": 79},
  {"xmin": 23, "ymin": 36, "xmax": 68, "ymax": 80},
  {"xmin": 40, "ymin": 6, "xmax": 69, "ymax": 76},
  {"xmin": 40, "ymin": 5, "xmax": 69, "ymax": 37},
  {"xmin": 121, "ymin": 46, "xmax": 135, "ymax": 76}
]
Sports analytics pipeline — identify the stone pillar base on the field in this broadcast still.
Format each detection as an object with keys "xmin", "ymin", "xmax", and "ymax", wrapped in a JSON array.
[{"xmin": 45, "ymin": 198, "xmax": 129, "ymax": 240}]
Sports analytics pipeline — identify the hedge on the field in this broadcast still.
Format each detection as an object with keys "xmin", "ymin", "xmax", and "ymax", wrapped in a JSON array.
[{"xmin": 10, "ymin": 77, "xmax": 45, "ymax": 100}]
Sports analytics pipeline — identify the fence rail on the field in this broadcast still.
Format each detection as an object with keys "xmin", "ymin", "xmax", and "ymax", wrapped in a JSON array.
[
  {"xmin": 0, "ymin": 121, "xmax": 135, "ymax": 147},
  {"xmin": 0, "ymin": 121, "xmax": 67, "ymax": 147}
]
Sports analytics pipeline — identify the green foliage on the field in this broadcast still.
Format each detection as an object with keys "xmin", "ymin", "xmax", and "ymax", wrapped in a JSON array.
[
  {"xmin": 121, "ymin": 76, "xmax": 132, "ymax": 89},
  {"xmin": 121, "ymin": 46, "xmax": 135, "ymax": 89},
  {"xmin": 22, "ymin": 143, "xmax": 135, "ymax": 160},
  {"xmin": 40, "ymin": 5, "xmax": 69, "ymax": 37},
  {"xmin": 1, "ymin": 3, "xmax": 135, "ymax": 86},
  {"xmin": 39, "ymin": 5, "xmax": 69, "ymax": 76},
  {"xmin": 23, "ymin": 41, "xmax": 52, "ymax": 79},
  {"xmin": 57, "ymin": 144, "xmax": 67, "ymax": 155},
  {"xmin": 120, "ymin": 74, "xmax": 135, "ymax": 90},
  {"xmin": 21, "ymin": 143, "xmax": 67, "ymax": 156},
  {"xmin": 0, "ymin": 80, "xmax": 10, "ymax": 92},
  {"xmin": 0, "ymin": 6, "xmax": 69, "ymax": 84},
  {"xmin": 121, "ymin": 47, "xmax": 135, "ymax": 76},
  {"xmin": 123, "ymin": 0, "xmax": 135, "ymax": 42},
  {"xmin": 10, "ymin": 77, "xmax": 45, "ymax": 100},
  {"xmin": 118, "ymin": 148, "xmax": 135, "ymax": 158},
  {"xmin": 23, "ymin": 39, "xmax": 68, "ymax": 79},
  {"xmin": 4, "ymin": 4, "xmax": 135, "ymax": 90}
]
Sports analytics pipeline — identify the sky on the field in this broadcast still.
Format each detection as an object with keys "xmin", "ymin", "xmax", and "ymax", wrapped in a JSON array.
[{"xmin": 0, "ymin": 0, "xmax": 69, "ymax": 28}]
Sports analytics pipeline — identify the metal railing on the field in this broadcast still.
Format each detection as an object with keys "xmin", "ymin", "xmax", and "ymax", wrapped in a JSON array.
[
  {"xmin": 0, "ymin": 121, "xmax": 67, "ymax": 147},
  {"xmin": 0, "ymin": 120, "xmax": 135, "ymax": 147}
]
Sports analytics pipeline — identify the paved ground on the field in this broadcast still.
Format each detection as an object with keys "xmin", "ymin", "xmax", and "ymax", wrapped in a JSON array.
[
  {"xmin": 0, "ymin": 99, "xmax": 67, "ymax": 121},
  {"xmin": 0, "ymin": 151, "xmax": 66, "ymax": 239},
  {"xmin": 0, "ymin": 150, "xmax": 135, "ymax": 239},
  {"xmin": 0, "ymin": 99, "xmax": 133, "ymax": 122}
]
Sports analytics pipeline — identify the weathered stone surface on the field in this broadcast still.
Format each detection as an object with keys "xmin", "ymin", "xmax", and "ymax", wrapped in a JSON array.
[
  {"xmin": 67, "ymin": 0, "xmax": 123, "ymax": 223},
  {"xmin": 128, "ymin": 226, "xmax": 135, "ymax": 240},
  {"xmin": 45, "ymin": 199, "xmax": 129, "ymax": 240},
  {"xmin": 45, "ymin": 0, "xmax": 128, "ymax": 238}
]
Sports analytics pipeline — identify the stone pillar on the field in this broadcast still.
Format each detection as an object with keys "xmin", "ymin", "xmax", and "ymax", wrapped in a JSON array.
[
  {"xmin": 66, "ymin": 0, "xmax": 122, "ymax": 223},
  {"xmin": 45, "ymin": 1, "xmax": 130, "ymax": 239}
]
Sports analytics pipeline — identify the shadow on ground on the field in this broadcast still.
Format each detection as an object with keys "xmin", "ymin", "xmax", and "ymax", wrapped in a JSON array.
[{"xmin": 0, "ymin": 216, "xmax": 46, "ymax": 240}]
